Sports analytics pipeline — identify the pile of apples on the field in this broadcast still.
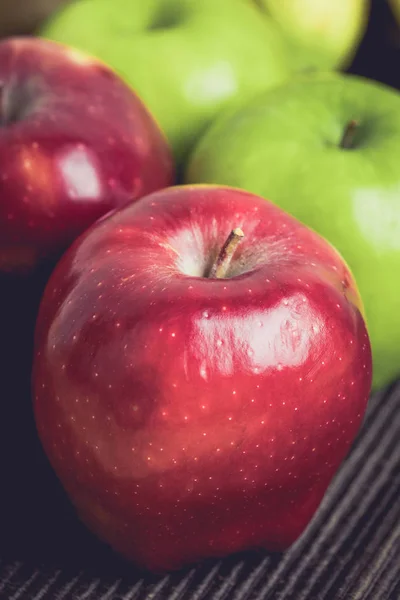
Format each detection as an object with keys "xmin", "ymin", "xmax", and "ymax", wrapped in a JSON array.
[{"xmin": 2, "ymin": 0, "xmax": 399, "ymax": 573}]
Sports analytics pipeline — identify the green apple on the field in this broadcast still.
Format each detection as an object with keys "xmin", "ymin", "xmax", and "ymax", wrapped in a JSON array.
[
  {"xmin": 39, "ymin": 0, "xmax": 291, "ymax": 164},
  {"xmin": 253, "ymin": 0, "xmax": 370, "ymax": 72},
  {"xmin": 186, "ymin": 74, "xmax": 400, "ymax": 389}
]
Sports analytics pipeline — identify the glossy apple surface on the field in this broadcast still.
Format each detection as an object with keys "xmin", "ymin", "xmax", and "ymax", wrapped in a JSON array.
[
  {"xmin": 39, "ymin": 0, "xmax": 291, "ymax": 163},
  {"xmin": 254, "ymin": 0, "xmax": 370, "ymax": 72},
  {"xmin": 0, "ymin": 37, "xmax": 174, "ymax": 274},
  {"xmin": 186, "ymin": 74, "xmax": 400, "ymax": 390},
  {"xmin": 33, "ymin": 185, "xmax": 372, "ymax": 572}
]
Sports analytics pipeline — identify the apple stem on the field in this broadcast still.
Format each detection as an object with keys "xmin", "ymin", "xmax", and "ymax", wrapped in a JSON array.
[
  {"xmin": 209, "ymin": 228, "xmax": 244, "ymax": 279},
  {"xmin": 340, "ymin": 119, "xmax": 359, "ymax": 149}
]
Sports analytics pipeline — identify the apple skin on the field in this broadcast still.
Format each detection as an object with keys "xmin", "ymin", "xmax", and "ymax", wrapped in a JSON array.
[
  {"xmin": 39, "ymin": 0, "xmax": 291, "ymax": 164},
  {"xmin": 0, "ymin": 37, "xmax": 174, "ymax": 274},
  {"xmin": 185, "ymin": 74, "xmax": 400, "ymax": 390},
  {"xmin": 33, "ymin": 184, "xmax": 372, "ymax": 572},
  {"xmin": 253, "ymin": 0, "xmax": 370, "ymax": 72}
]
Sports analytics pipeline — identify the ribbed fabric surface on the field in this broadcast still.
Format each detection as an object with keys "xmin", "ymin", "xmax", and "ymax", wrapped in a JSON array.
[{"xmin": 0, "ymin": 382, "xmax": 399, "ymax": 600}]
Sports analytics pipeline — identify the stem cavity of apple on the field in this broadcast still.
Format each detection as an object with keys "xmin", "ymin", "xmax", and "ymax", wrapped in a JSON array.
[
  {"xmin": 340, "ymin": 119, "xmax": 360, "ymax": 150},
  {"xmin": 209, "ymin": 228, "xmax": 244, "ymax": 279}
]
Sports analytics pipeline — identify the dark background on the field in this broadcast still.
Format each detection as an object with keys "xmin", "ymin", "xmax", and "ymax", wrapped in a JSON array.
[{"xmin": 0, "ymin": 0, "xmax": 399, "ymax": 598}]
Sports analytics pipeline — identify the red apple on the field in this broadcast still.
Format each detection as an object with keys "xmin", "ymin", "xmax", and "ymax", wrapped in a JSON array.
[
  {"xmin": 0, "ymin": 37, "xmax": 174, "ymax": 274},
  {"xmin": 33, "ymin": 185, "xmax": 372, "ymax": 571}
]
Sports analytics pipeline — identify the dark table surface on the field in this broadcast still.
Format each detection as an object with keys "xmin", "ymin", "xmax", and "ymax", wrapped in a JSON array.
[{"xmin": 0, "ymin": 0, "xmax": 399, "ymax": 598}]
